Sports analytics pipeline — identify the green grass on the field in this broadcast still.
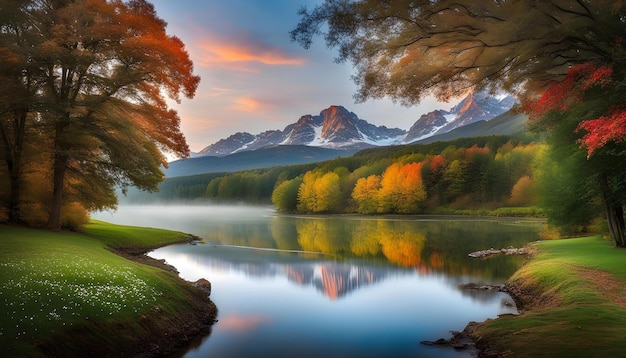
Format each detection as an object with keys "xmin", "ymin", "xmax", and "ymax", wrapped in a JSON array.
[
  {"xmin": 0, "ymin": 221, "xmax": 212, "ymax": 357},
  {"xmin": 475, "ymin": 236, "xmax": 626, "ymax": 357}
]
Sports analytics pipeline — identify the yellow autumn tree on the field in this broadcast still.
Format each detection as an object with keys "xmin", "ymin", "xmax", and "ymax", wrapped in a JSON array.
[{"xmin": 351, "ymin": 175, "xmax": 381, "ymax": 214}]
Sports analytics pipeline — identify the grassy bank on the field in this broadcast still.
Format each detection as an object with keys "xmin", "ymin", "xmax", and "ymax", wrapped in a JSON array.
[
  {"xmin": 473, "ymin": 236, "xmax": 626, "ymax": 357},
  {"xmin": 0, "ymin": 220, "xmax": 216, "ymax": 357}
]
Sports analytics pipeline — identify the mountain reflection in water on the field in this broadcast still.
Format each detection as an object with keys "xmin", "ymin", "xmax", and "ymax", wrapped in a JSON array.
[{"xmin": 93, "ymin": 205, "xmax": 543, "ymax": 358}]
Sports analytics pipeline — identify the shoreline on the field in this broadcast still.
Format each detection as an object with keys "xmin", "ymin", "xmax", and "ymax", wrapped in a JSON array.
[
  {"xmin": 0, "ymin": 223, "xmax": 218, "ymax": 357},
  {"xmin": 425, "ymin": 245, "xmax": 535, "ymax": 356},
  {"xmin": 105, "ymin": 235, "xmax": 219, "ymax": 357}
]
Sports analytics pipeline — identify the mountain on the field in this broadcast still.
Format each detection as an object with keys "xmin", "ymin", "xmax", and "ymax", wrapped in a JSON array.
[
  {"xmin": 166, "ymin": 145, "xmax": 358, "ymax": 177},
  {"xmin": 195, "ymin": 92, "xmax": 516, "ymax": 158},
  {"xmin": 197, "ymin": 105, "xmax": 405, "ymax": 157},
  {"xmin": 403, "ymin": 91, "xmax": 516, "ymax": 142},
  {"xmin": 416, "ymin": 111, "xmax": 528, "ymax": 144}
]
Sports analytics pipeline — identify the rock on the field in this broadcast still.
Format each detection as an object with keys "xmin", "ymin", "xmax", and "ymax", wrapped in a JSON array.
[
  {"xmin": 193, "ymin": 278, "xmax": 212, "ymax": 297},
  {"xmin": 420, "ymin": 338, "xmax": 450, "ymax": 346},
  {"xmin": 459, "ymin": 283, "xmax": 506, "ymax": 291},
  {"xmin": 421, "ymin": 329, "xmax": 475, "ymax": 351},
  {"xmin": 468, "ymin": 246, "xmax": 527, "ymax": 258}
]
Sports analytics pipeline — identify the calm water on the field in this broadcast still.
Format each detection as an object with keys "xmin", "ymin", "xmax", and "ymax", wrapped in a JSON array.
[{"xmin": 92, "ymin": 205, "xmax": 543, "ymax": 358}]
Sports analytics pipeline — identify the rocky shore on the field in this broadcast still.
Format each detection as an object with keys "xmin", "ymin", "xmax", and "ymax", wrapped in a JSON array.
[{"xmin": 421, "ymin": 246, "xmax": 533, "ymax": 356}]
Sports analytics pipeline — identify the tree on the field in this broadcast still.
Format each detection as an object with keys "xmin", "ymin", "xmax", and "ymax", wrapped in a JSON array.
[
  {"xmin": 377, "ymin": 162, "xmax": 402, "ymax": 213},
  {"xmin": 396, "ymin": 162, "xmax": 426, "ymax": 213},
  {"xmin": 351, "ymin": 174, "xmax": 381, "ymax": 214},
  {"xmin": 314, "ymin": 172, "xmax": 343, "ymax": 213},
  {"xmin": 509, "ymin": 176, "xmax": 537, "ymax": 207},
  {"xmin": 0, "ymin": 0, "xmax": 42, "ymax": 224},
  {"xmin": 272, "ymin": 177, "xmax": 303, "ymax": 213},
  {"xmin": 297, "ymin": 171, "xmax": 317, "ymax": 213},
  {"xmin": 1, "ymin": 0, "xmax": 199, "ymax": 229},
  {"xmin": 292, "ymin": 0, "xmax": 623, "ymax": 103}
]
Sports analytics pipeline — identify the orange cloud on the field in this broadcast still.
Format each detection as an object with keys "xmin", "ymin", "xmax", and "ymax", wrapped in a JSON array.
[
  {"xmin": 207, "ymin": 86, "xmax": 235, "ymax": 97},
  {"xmin": 193, "ymin": 32, "xmax": 306, "ymax": 71},
  {"xmin": 227, "ymin": 96, "xmax": 278, "ymax": 113}
]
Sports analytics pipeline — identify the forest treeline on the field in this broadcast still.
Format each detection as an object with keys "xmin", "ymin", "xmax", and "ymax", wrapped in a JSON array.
[{"xmin": 132, "ymin": 135, "xmax": 544, "ymax": 215}]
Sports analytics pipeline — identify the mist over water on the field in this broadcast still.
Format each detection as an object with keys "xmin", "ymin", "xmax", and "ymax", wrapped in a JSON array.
[{"xmin": 92, "ymin": 205, "xmax": 543, "ymax": 358}]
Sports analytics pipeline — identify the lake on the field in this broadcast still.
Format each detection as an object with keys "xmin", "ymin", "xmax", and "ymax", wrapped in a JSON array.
[{"xmin": 92, "ymin": 204, "xmax": 544, "ymax": 358}]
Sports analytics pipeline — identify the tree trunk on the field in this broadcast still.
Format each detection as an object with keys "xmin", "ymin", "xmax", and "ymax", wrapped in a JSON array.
[
  {"xmin": 47, "ymin": 121, "xmax": 69, "ymax": 230},
  {"xmin": 598, "ymin": 172, "xmax": 626, "ymax": 247},
  {"xmin": 0, "ymin": 110, "xmax": 27, "ymax": 224}
]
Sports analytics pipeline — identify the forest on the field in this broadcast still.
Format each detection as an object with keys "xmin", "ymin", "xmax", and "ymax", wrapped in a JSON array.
[{"xmin": 127, "ymin": 133, "xmax": 602, "ymax": 236}]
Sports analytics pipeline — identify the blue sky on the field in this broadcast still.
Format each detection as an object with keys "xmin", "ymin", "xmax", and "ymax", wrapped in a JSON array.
[{"xmin": 151, "ymin": 0, "xmax": 448, "ymax": 153}]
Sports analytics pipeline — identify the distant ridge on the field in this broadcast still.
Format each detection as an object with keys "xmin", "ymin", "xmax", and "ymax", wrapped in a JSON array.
[{"xmin": 166, "ymin": 145, "xmax": 357, "ymax": 177}]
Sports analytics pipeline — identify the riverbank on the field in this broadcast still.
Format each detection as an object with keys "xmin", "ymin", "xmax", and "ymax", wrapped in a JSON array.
[
  {"xmin": 469, "ymin": 235, "xmax": 626, "ymax": 357},
  {"xmin": 0, "ymin": 220, "xmax": 217, "ymax": 357}
]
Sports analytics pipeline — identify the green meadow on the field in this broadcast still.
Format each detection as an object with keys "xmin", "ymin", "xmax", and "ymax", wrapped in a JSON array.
[
  {"xmin": 0, "ymin": 221, "xmax": 215, "ymax": 357},
  {"xmin": 475, "ymin": 236, "xmax": 626, "ymax": 357}
]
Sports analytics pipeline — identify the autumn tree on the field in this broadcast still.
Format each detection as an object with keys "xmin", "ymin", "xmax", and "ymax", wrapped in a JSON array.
[
  {"xmin": 0, "ymin": 0, "xmax": 198, "ymax": 229},
  {"xmin": 312, "ymin": 172, "xmax": 341, "ymax": 213},
  {"xmin": 351, "ymin": 174, "xmax": 381, "ymax": 214},
  {"xmin": 297, "ymin": 171, "xmax": 319, "ymax": 213},
  {"xmin": 0, "ymin": 0, "xmax": 42, "ymax": 223},
  {"xmin": 377, "ymin": 162, "xmax": 426, "ymax": 214},
  {"xmin": 377, "ymin": 163, "xmax": 403, "ymax": 213},
  {"xmin": 396, "ymin": 162, "xmax": 426, "ymax": 213}
]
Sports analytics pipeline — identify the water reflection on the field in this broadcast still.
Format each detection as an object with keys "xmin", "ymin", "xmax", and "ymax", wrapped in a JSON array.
[{"xmin": 93, "ymin": 205, "xmax": 543, "ymax": 358}]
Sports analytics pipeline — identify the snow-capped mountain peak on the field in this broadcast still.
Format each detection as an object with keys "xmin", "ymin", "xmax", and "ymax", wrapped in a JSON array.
[{"xmin": 195, "ymin": 93, "xmax": 516, "ymax": 157}]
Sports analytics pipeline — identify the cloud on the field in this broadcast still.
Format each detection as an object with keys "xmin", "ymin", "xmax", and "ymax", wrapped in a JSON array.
[
  {"xmin": 193, "ymin": 31, "xmax": 307, "ymax": 72},
  {"xmin": 207, "ymin": 86, "xmax": 235, "ymax": 97},
  {"xmin": 227, "ymin": 96, "xmax": 279, "ymax": 113}
]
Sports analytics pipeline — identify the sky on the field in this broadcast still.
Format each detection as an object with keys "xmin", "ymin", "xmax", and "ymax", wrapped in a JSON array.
[{"xmin": 150, "ymin": 0, "xmax": 450, "ymax": 154}]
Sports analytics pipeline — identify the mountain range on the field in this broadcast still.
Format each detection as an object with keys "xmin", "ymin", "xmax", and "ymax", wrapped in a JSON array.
[
  {"xmin": 195, "ymin": 90, "xmax": 516, "ymax": 157},
  {"xmin": 165, "ymin": 91, "xmax": 524, "ymax": 177}
]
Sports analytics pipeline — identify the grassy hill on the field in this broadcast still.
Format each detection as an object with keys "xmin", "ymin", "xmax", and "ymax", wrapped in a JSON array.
[{"xmin": 0, "ymin": 221, "xmax": 216, "ymax": 357}]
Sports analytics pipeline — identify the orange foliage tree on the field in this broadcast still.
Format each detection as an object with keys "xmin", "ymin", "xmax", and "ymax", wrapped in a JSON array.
[{"xmin": 0, "ymin": 0, "xmax": 199, "ymax": 228}]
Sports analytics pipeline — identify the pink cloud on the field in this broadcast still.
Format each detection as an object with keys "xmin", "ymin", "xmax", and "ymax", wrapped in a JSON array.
[
  {"xmin": 227, "ymin": 96, "xmax": 270, "ymax": 112},
  {"xmin": 192, "ymin": 31, "xmax": 306, "ymax": 72}
]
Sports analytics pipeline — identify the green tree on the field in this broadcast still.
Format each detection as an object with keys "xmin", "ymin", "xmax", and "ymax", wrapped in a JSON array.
[
  {"xmin": 272, "ymin": 177, "xmax": 303, "ymax": 213},
  {"xmin": 534, "ymin": 141, "xmax": 599, "ymax": 235},
  {"xmin": 442, "ymin": 160, "xmax": 464, "ymax": 205}
]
